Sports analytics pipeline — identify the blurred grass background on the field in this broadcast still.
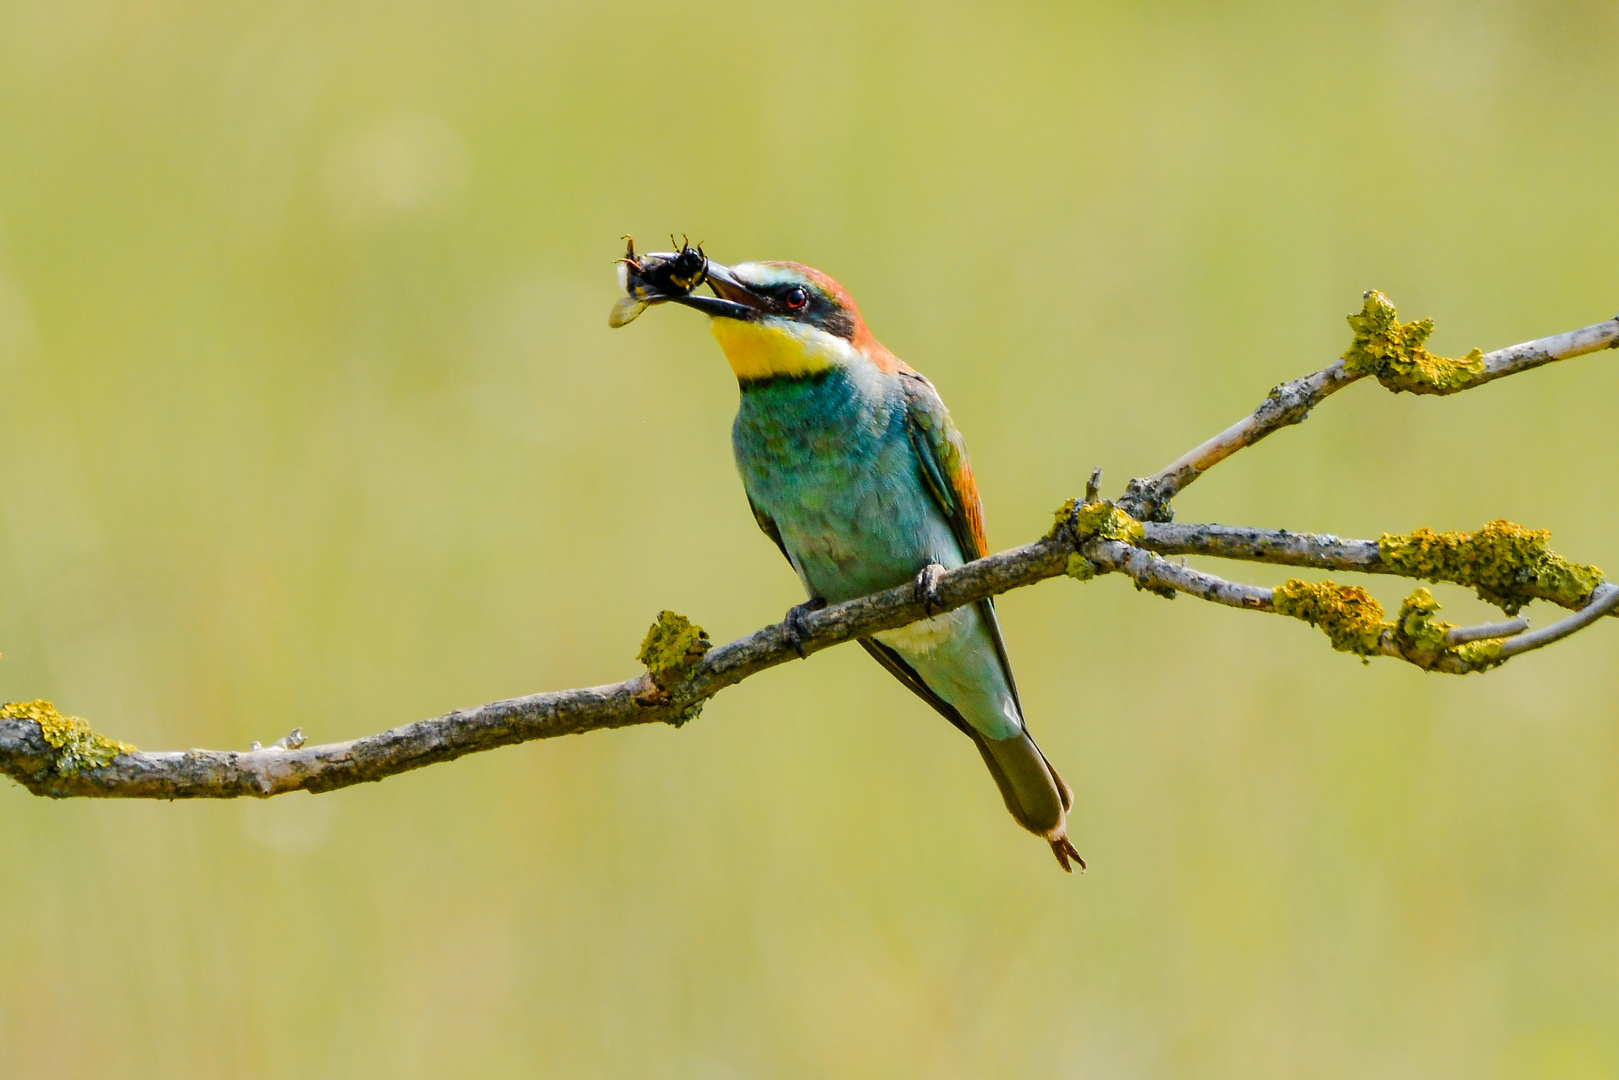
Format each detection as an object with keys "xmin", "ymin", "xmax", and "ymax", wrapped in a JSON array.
[{"xmin": 2, "ymin": 1, "xmax": 1618, "ymax": 1076}]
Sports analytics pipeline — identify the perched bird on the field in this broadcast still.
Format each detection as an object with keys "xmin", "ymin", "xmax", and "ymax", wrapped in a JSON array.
[{"xmin": 617, "ymin": 247, "xmax": 1082, "ymax": 871}]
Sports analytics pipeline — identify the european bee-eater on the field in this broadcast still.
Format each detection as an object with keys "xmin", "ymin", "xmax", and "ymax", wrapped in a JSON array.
[{"xmin": 615, "ymin": 246, "xmax": 1082, "ymax": 871}]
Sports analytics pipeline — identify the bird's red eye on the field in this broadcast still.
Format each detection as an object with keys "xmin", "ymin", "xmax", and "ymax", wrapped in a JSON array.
[{"xmin": 784, "ymin": 286, "xmax": 809, "ymax": 311}]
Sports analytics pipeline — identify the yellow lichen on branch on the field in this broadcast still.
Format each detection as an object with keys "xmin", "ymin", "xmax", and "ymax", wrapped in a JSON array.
[
  {"xmin": 1342, "ymin": 290, "xmax": 1484, "ymax": 394},
  {"xmin": 1272, "ymin": 581, "xmax": 1506, "ymax": 672},
  {"xmin": 1272, "ymin": 579, "xmax": 1389, "ymax": 657},
  {"xmin": 636, "ymin": 611, "xmax": 713, "ymax": 726},
  {"xmin": 1389, "ymin": 587, "xmax": 1500, "ymax": 670},
  {"xmin": 1378, "ymin": 520, "xmax": 1603, "ymax": 614},
  {"xmin": 1391, "ymin": 587, "xmax": 1452, "ymax": 660},
  {"xmin": 638, "ymin": 610, "xmax": 712, "ymax": 689},
  {"xmin": 634, "ymin": 612, "xmax": 712, "ymax": 731},
  {"xmin": 0, "ymin": 699, "xmax": 135, "ymax": 774},
  {"xmin": 1053, "ymin": 499, "xmax": 1145, "ymax": 580}
]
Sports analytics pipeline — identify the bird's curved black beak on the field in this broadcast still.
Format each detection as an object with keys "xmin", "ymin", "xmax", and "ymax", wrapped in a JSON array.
[{"xmin": 673, "ymin": 261, "xmax": 768, "ymax": 321}]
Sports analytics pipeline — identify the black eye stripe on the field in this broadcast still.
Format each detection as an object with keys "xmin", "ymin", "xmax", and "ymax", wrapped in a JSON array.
[{"xmin": 748, "ymin": 280, "xmax": 855, "ymax": 340}]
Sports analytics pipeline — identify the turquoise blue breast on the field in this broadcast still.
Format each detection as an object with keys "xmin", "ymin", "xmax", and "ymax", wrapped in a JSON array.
[{"xmin": 731, "ymin": 367, "xmax": 963, "ymax": 603}]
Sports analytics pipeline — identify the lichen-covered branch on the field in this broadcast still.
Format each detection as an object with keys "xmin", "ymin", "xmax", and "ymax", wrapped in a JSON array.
[
  {"xmin": 6, "ymin": 504, "xmax": 1612, "ymax": 798},
  {"xmin": 1120, "ymin": 293, "xmax": 1619, "ymax": 522},
  {"xmin": 1076, "ymin": 530, "xmax": 1617, "ymax": 674},
  {"xmin": 3, "ymin": 296, "xmax": 1617, "ymax": 800},
  {"xmin": 1140, "ymin": 520, "xmax": 1609, "ymax": 616},
  {"xmin": 0, "ymin": 535, "xmax": 1078, "ymax": 799},
  {"xmin": 1342, "ymin": 290, "xmax": 1619, "ymax": 395}
]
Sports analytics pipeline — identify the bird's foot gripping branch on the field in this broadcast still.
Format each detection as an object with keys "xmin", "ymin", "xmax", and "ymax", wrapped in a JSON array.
[{"xmin": 3, "ymin": 286, "xmax": 1618, "ymax": 801}]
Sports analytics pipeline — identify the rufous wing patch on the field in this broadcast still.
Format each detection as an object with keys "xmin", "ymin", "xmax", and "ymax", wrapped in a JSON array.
[{"xmin": 948, "ymin": 456, "xmax": 989, "ymax": 560}]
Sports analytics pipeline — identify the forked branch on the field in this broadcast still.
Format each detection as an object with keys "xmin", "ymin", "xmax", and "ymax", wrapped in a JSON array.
[{"xmin": 3, "ymin": 293, "xmax": 1616, "ymax": 799}]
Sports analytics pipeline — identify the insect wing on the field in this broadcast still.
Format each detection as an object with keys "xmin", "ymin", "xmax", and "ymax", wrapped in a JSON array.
[{"xmin": 608, "ymin": 295, "xmax": 650, "ymax": 328}]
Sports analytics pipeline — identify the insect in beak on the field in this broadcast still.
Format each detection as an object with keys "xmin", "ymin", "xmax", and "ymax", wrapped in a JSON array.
[{"xmin": 608, "ymin": 235, "xmax": 709, "ymax": 327}]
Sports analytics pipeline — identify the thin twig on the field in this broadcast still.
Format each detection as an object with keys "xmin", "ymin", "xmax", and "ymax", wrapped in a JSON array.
[
  {"xmin": 1119, "ymin": 313, "xmax": 1619, "ymax": 521},
  {"xmin": 1443, "ymin": 618, "xmax": 1529, "ymax": 646},
  {"xmin": 1470, "ymin": 319, "xmax": 1619, "ymax": 388},
  {"xmin": 1497, "ymin": 584, "xmax": 1619, "ymax": 658},
  {"xmin": 1084, "ymin": 540, "xmax": 1272, "ymax": 611},
  {"xmin": 1084, "ymin": 466, "xmax": 1104, "ymax": 504},
  {"xmin": 1141, "ymin": 522, "xmax": 1381, "ymax": 572},
  {"xmin": 1119, "ymin": 362, "xmax": 1363, "ymax": 521}
]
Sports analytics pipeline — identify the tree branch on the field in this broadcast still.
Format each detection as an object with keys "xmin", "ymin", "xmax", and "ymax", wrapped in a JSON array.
[
  {"xmin": 1080, "ymin": 535, "xmax": 1617, "ymax": 674},
  {"xmin": 1119, "ymin": 302, "xmax": 1619, "ymax": 522},
  {"xmin": 1119, "ymin": 361, "xmax": 1363, "ymax": 522},
  {"xmin": 1138, "ymin": 522, "xmax": 1612, "ymax": 616},
  {"xmin": 4, "ymin": 293, "xmax": 1617, "ymax": 800},
  {"xmin": 0, "ymin": 536, "xmax": 1072, "ymax": 798}
]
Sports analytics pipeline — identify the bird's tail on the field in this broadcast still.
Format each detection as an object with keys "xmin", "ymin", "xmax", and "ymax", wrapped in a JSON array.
[{"xmin": 971, "ymin": 728, "xmax": 1085, "ymax": 872}]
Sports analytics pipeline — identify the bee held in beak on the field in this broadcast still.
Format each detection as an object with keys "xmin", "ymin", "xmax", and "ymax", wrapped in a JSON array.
[
  {"xmin": 609, "ymin": 235, "xmax": 707, "ymax": 327},
  {"xmin": 608, "ymin": 234, "xmax": 769, "ymax": 327}
]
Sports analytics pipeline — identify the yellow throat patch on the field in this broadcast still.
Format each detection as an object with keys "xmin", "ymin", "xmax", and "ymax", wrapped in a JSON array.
[{"xmin": 710, "ymin": 318, "xmax": 837, "ymax": 382}]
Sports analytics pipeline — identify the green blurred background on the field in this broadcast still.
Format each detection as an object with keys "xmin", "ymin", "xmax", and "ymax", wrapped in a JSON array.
[{"xmin": 2, "ymin": 1, "xmax": 1618, "ymax": 1076}]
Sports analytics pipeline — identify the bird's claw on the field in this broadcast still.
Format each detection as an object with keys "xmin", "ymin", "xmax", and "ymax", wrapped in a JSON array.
[
  {"xmin": 784, "ymin": 598, "xmax": 827, "ymax": 659},
  {"xmin": 914, "ymin": 563, "xmax": 946, "ymax": 615}
]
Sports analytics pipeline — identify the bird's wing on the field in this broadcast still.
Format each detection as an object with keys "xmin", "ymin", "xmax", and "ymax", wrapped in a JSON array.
[
  {"xmin": 745, "ymin": 492, "xmax": 793, "ymax": 565},
  {"xmin": 857, "ymin": 636, "xmax": 974, "ymax": 738},
  {"xmin": 897, "ymin": 370, "xmax": 988, "ymax": 561},
  {"xmin": 859, "ymin": 637, "xmax": 1049, "ymax": 824},
  {"xmin": 897, "ymin": 370, "xmax": 1023, "ymax": 714}
]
